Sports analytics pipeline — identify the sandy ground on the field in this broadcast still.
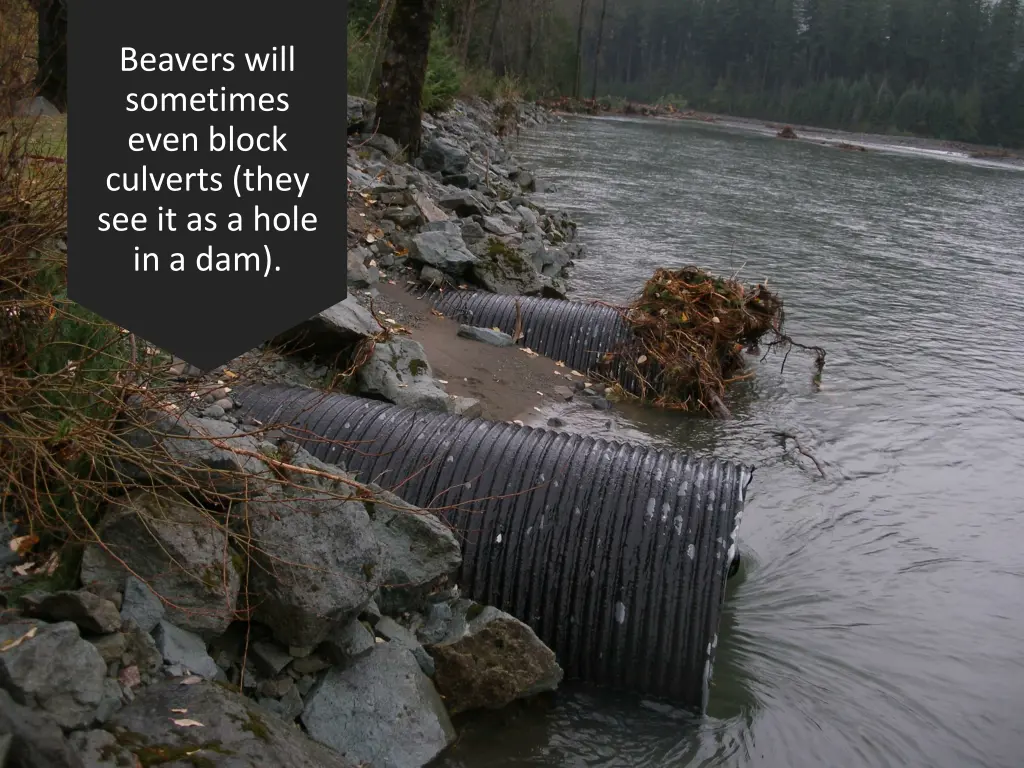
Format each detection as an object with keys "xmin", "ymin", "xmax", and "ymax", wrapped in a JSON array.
[{"xmin": 371, "ymin": 281, "xmax": 589, "ymax": 424}]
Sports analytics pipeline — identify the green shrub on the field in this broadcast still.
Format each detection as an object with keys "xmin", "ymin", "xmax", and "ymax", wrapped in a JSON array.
[
  {"xmin": 347, "ymin": 21, "xmax": 378, "ymax": 98},
  {"xmin": 423, "ymin": 31, "xmax": 461, "ymax": 113}
]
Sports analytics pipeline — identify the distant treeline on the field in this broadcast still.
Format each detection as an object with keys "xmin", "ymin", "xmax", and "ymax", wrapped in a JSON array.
[{"xmin": 348, "ymin": 0, "xmax": 1024, "ymax": 148}]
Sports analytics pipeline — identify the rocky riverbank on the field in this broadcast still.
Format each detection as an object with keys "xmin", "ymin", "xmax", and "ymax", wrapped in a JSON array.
[
  {"xmin": 0, "ymin": 408, "xmax": 563, "ymax": 767},
  {"xmin": 0, "ymin": 98, "xmax": 600, "ymax": 768},
  {"xmin": 157, "ymin": 95, "xmax": 613, "ymax": 424}
]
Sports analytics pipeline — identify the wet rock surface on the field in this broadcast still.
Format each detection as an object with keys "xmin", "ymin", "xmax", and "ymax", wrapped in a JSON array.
[
  {"xmin": 364, "ymin": 484, "xmax": 462, "ymax": 615},
  {"xmin": 357, "ymin": 337, "xmax": 452, "ymax": 412},
  {"xmin": 107, "ymin": 680, "xmax": 347, "ymax": 767},
  {"xmin": 89, "ymin": 490, "xmax": 241, "ymax": 637},
  {"xmin": 457, "ymin": 324, "xmax": 515, "ymax": 347},
  {"xmin": 242, "ymin": 460, "xmax": 379, "ymax": 649},
  {"xmin": 301, "ymin": 642, "xmax": 456, "ymax": 767},
  {"xmin": 423, "ymin": 600, "xmax": 563, "ymax": 715},
  {"xmin": 0, "ymin": 620, "xmax": 107, "ymax": 730}
]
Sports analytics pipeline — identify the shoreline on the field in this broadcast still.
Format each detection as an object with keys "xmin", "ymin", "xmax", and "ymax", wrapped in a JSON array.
[{"xmin": 540, "ymin": 99, "xmax": 1024, "ymax": 168}]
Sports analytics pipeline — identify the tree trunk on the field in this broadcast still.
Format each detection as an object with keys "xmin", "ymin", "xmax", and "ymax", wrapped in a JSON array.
[
  {"xmin": 590, "ymin": 0, "xmax": 608, "ymax": 100},
  {"xmin": 375, "ymin": 0, "xmax": 439, "ymax": 157},
  {"xmin": 573, "ymin": 0, "xmax": 587, "ymax": 98},
  {"xmin": 36, "ymin": 0, "xmax": 67, "ymax": 110},
  {"xmin": 487, "ymin": 0, "xmax": 504, "ymax": 67},
  {"xmin": 460, "ymin": 0, "xmax": 477, "ymax": 64}
]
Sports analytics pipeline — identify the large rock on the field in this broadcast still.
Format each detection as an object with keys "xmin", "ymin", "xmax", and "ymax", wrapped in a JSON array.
[
  {"xmin": 420, "ymin": 137, "xmax": 470, "ymax": 175},
  {"xmin": 411, "ymin": 189, "xmax": 450, "ymax": 224},
  {"xmin": 471, "ymin": 240, "xmax": 545, "ymax": 295},
  {"xmin": 364, "ymin": 484, "xmax": 462, "ymax": 614},
  {"xmin": 425, "ymin": 601, "xmax": 563, "ymax": 714},
  {"xmin": 481, "ymin": 215, "xmax": 517, "ymax": 237},
  {"xmin": 241, "ymin": 445, "xmax": 379, "ymax": 649},
  {"xmin": 152, "ymin": 621, "xmax": 221, "ymax": 680},
  {"xmin": 0, "ymin": 689, "xmax": 83, "ymax": 768},
  {"xmin": 120, "ymin": 575, "xmax": 165, "ymax": 633},
  {"xmin": 118, "ymin": 406, "xmax": 269, "ymax": 497},
  {"xmin": 439, "ymin": 191, "xmax": 489, "ymax": 217},
  {"xmin": 20, "ymin": 590, "xmax": 121, "ymax": 634},
  {"xmin": 347, "ymin": 246, "xmax": 377, "ymax": 289},
  {"xmin": 357, "ymin": 338, "xmax": 451, "ymax": 412},
  {"xmin": 68, "ymin": 730, "xmax": 133, "ymax": 768},
  {"xmin": 107, "ymin": 679, "xmax": 344, "ymax": 767},
  {"xmin": 321, "ymin": 619, "xmax": 376, "ymax": 665},
  {"xmin": 457, "ymin": 324, "xmax": 515, "ymax": 348},
  {"xmin": 272, "ymin": 297, "xmax": 380, "ymax": 357},
  {"xmin": 347, "ymin": 95, "xmax": 373, "ymax": 133},
  {"xmin": 0, "ymin": 620, "xmax": 106, "ymax": 730},
  {"xmin": 91, "ymin": 490, "xmax": 241, "ymax": 637},
  {"xmin": 410, "ymin": 230, "xmax": 478, "ymax": 275},
  {"xmin": 301, "ymin": 643, "xmax": 455, "ymax": 767}
]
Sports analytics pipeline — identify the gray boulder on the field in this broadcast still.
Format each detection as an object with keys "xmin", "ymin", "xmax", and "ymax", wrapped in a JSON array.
[
  {"xmin": 273, "ymin": 296, "xmax": 380, "ymax": 357},
  {"xmin": 363, "ymin": 132, "xmax": 400, "ymax": 157},
  {"xmin": 321, "ymin": 619, "xmax": 376, "ymax": 664},
  {"xmin": 301, "ymin": 643, "xmax": 455, "ymax": 767},
  {"xmin": 412, "ymin": 190, "xmax": 451, "ymax": 224},
  {"xmin": 246, "ymin": 640, "xmax": 290, "ymax": 678},
  {"xmin": 373, "ymin": 617, "xmax": 436, "ymax": 677},
  {"xmin": 410, "ymin": 230, "xmax": 477, "ymax": 275},
  {"xmin": 347, "ymin": 246, "xmax": 377, "ymax": 289},
  {"xmin": 121, "ymin": 619, "xmax": 164, "ymax": 675},
  {"xmin": 153, "ymin": 621, "xmax": 221, "ymax": 680},
  {"xmin": 421, "ymin": 137, "xmax": 470, "ymax": 175},
  {"xmin": 20, "ymin": 590, "xmax": 121, "ymax": 634},
  {"xmin": 120, "ymin": 576, "xmax": 165, "ymax": 633},
  {"xmin": 107, "ymin": 679, "xmax": 344, "ymax": 767},
  {"xmin": 357, "ymin": 338, "xmax": 450, "ymax": 412},
  {"xmin": 88, "ymin": 631, "xmax": 127, "ymax": 664},
  {"xmin": 117, "ymin": 405, "xmax": 269, "ymax": 497},
  {"xmin": 347, "ymin": 95, "xmax": 373, "ymax": 132},
  {"xmin": 471, "ymin": 240, "xmax": 545, "ymax": 296},
  {"xmin": 419, "ymin": 265, "xmax": 449, "ymax": 287},
  {"xmin": 451, "ymin": 395, "xmax": 483, "ymax": 418},
  {"xmin": 516, "ymin": 205, "xmax": 539, "ymax": 227},
  {"xmin": 421, "ymin": 219, "xmax": 460, "ymax": 234},
  {"xmin": 459, "ymin": 219, "xmax": 487, "ymax": 243},
  {"xmin": 364, "ymin": 484, "xmax": 462, "ymax": 614},
  {"xmin": 89, "ymin": 490, "xmax": 241, "ymax": 637},
  {"xmin": 68, "ymin": 729, "xmax": 133, "ymax": 768},
  {"xmin": 441, "ymin": 171, "xmax": 480, "ymax": 189},
  {"xmin": 382, "ymin": 205, "xmax": 422, "ymax": 228},
  {"xmin": 0, "ymin": 620, "xmax": 106, "ymax": 730},
  {"xmin": 0, "ymin": 689, "xmax": 82, "ymax": 768},
  {"xmin": 439, "ymin": 191, "xmax": 489, "ymax": 217},
  {"xmin": 242, "ymin": 446, "xmax": 379, "ymax": 649},
  {"xmin": 481, "ymin": 215, "xmax": 517, "ymax": 237},
  {"xmin": 457, "ymin": 324, "xmax": 515, "ymax": 348},
  {"xmin": 511, "ymin": 169, "xmax": 537, "ymax": 192},
  {"xmin": 425, "ymin": 600, "xmax": 563, "ymax": 714}
]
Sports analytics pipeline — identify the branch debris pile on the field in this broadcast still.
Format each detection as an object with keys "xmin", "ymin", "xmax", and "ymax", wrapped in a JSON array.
[{"xmin": 605, "ymin": 266, "xmax": 789, "ymax": 416}]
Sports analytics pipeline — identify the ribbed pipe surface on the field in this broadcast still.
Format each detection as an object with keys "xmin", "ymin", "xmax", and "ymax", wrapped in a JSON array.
[
  {"xmin": 235, "ymin": 385, "xmax": 751, "ymax": 712},
  {"xmin": 414, "ymin": 288, "xmax": 645, "ymax": 394}
]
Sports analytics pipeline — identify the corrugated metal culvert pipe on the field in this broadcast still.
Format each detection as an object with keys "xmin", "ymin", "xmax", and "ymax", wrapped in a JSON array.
[
  {"xmin": 413, "ymin": 288, "xmax": 647, "ymax": 394},
  {"xmin": 234, "ymin": 385, "xmax": 752, "ymax": 713}
]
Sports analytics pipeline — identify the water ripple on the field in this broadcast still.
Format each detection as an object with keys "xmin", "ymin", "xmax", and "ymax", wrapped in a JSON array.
[{"xmin": 438, "ymin": 116, "xmax": 1024, "ymax": 768}]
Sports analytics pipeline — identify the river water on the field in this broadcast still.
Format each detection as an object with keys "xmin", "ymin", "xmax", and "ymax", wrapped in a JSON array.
[{"xmin": 436, "ymin": 116, "xmax": 1024, "ymax": 767}]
